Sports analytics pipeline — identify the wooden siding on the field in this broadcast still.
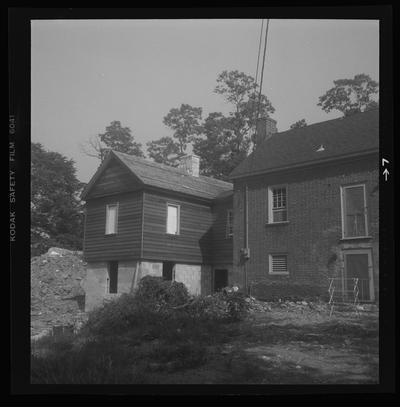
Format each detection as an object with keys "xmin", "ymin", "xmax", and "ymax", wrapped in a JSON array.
[
  {"xmin": 142, "ymin": 192, "xmax": 214, "ymax": 264},
  {"xmin": 84, "ymin": 191, "xmax": 143, "ymax": 262},
  {"xmin": 211, "ymin": 198, "xmax": 233, "ymax": 265},
  {"xmin": 85, "ymin": 158, "xmax": 141, "ymax": 199}
]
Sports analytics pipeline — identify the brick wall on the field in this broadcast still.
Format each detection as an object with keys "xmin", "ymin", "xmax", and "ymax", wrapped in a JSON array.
[{"xmin": 232, "ymin": 156, "xmax": 379, "ymax": 301}]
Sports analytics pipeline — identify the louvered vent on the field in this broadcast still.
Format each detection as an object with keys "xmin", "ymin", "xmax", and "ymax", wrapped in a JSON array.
[{"xmin": 270, "ymin": 255, "xmax": 288, "ymax": 274}]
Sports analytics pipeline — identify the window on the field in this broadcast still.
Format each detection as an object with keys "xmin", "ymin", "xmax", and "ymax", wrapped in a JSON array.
[
  {"xmin": 269, "ymin": 254, "xmax": 288, "ymax": 275},
  {"xmin": 268, "ymin": 186, "xmax": 288, "ymax": 223},
  {"xmin": 166, "ymin": 204, "xmax": 180, "ymax": 235},
  {"xmin": 107, "ymin": 261, "xmax": 118, "ymax": 294},
  {"xmin": 226, "ymin": 210, "xmax": 234, "ymax": 238},
  {"xmin": 341, "ymin": 184, "xmax": 368, "ymax": 238},
  {"xmin": 105, "ymin": 203, "xmax": 118, "ymax": 235}
]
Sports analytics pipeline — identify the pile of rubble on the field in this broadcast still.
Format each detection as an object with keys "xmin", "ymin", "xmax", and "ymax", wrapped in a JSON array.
[
  {"xmin": 31, "ymin": 247, "xmax": 87, "ymax": 339},
  {"xmin": 246, "ymin": 297, "xmax": 329, "ymax": 313}
]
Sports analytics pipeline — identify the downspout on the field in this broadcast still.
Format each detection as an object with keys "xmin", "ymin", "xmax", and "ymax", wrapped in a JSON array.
[{"xmin": 243, "ymin": 184, "xmax": 250, "ymax": 295}]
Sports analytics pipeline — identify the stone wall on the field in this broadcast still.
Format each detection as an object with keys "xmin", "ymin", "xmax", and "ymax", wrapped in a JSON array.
[
  {"xmin": 174, "ymin": 264, "xmax": 211, "ymax": 296},
  {"xmin": 83, "ymin": 260, "xmax": 138, "ymax": 312}
]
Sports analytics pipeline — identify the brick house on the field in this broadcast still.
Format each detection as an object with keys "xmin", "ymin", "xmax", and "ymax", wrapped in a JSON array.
[
  {"xmin": 81, "ymin": 151, "xmax": 233, "ymax": 311},
  {"xmin": 229, "ymin": 109, "xmax": 379, "ymax": 302},
  {"xmin": 81, "ymin": 109, "xmax": 379, "ymax": 309}
]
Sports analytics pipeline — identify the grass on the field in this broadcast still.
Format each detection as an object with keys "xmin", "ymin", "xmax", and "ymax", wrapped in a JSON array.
[{"xmin": 31, "ymin": 297, "xmax": 379, "ymax": 385}]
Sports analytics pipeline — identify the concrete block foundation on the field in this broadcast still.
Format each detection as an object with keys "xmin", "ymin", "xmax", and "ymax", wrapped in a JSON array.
[{"xmin": 82, "ymin": 260, "xmax": 214, "ymax": 311}]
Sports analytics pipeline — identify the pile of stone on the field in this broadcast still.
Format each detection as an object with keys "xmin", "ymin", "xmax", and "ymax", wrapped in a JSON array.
[
  {"xmin": 31, "ymin": 247, "xmax": 87, "ymax": 339},
  {"xmin": 246, "ymin": 297, "xmax": 328, "ymax": 313}
]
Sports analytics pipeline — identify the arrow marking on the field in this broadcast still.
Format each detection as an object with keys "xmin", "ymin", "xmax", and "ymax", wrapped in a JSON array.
[
  {"xmin": 382, "ymin": 158, "xmax": 389, "ymax": 166},
  {"xmin": 383, "ymin": 168, "xmax": 389, "ymax": 181}
]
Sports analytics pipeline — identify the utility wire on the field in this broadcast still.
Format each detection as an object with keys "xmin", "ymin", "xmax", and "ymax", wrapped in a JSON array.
[
  {"xmin": 254, "ymin": 19, "xmax": 265, "ymax": 87},
  {"xmin": 255, "ymin": 18, "xmax": 270, "ymax": 125}
]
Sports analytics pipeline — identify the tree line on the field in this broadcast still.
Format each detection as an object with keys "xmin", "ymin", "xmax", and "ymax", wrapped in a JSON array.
[{"xmin": 31, "ymin": 71, "xmax": 378, "ymax": 255}]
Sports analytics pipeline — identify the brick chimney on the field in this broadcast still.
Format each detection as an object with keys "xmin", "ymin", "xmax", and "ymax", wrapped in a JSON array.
[
  {"xmin": 255, "ymin": 116, "xmax": 277, "ymax": 146},
  {"xmin": 178, "ymin": 154, "xmax": 200, "ymax": 177}
]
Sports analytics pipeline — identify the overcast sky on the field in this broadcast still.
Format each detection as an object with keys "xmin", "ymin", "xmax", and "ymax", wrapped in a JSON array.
[{"xmin": 31, "ymin": 19, "xmax": 379, "ymax": 182}]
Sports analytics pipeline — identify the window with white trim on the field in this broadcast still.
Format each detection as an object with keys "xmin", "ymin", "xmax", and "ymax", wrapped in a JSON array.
[
  {"xmin": 226, "ymin": 209, "xmax": 233, "ymax": 238},
  {"xmin": 268, "ymin": 186, "xmax": 288, "ymax": 223},
  {"xmin": 105, "ymin": 203, "xmax": 118, "ymax": 235},
  {"xmin": 269, "ymin": 254, "xmax": 288, "ymax": 275},
  {"xmin": 167, "ymin": 204, "xmax": 180, "ymax": 235},
  {"xmin": 341, "ymin": 184, "xmax": 368, "ymax": 238}
]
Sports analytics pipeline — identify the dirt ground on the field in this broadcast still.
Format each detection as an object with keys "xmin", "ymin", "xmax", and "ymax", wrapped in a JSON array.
[{"xmin": 143, "ymin": 304, "xmax": 379, "ymax": 384}]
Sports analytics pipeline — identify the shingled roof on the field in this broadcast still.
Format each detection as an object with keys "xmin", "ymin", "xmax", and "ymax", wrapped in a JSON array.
[
  {"xmin": 83, "ymin": 150, "xmax": 233, "ymax": 201},
  {"xmin": 230, "ymin": 109, "xmax": 379, "ymax": 179}
]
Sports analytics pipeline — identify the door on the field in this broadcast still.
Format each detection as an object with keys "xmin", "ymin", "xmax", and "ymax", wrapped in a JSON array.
[
  {"xmin": 343, "ymin": 250, "xmax": 374, "ymax": 302},
  {"xmin": 162, "ymin": 261, "xmax": 175, "ymax": 281},
  {"xmin": 214, "ymin": 269, "xmax": 228, "ymax": 292}
]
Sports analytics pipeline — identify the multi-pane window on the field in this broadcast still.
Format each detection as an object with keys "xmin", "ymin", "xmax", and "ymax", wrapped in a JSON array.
[
  {"xmin": 341, "ymin": 184, "xmax": 368, "ymax": 238},
  {"xmin": 269, "ymin": 254, "xmax": 288, "ymax": 275},
  {"xmin": 226, "ymin": 210, "xmax": 234, "ymax": 238},
  {"xmin": 268, "ymin": 186, "xmax": 288, "ymax": 223},
  {"xmin": 105, "ymin": 203, "xmax": 118, "ymax": 235},
  {"xmin": 107, "ymin": 261, "xmax": 118, "ymax": 294},
  {"xmin": 167, "ymin": 204, "xmax": 180, "ymax": 235}
]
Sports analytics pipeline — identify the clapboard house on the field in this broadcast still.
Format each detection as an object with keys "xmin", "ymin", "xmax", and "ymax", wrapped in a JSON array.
[
  {"xmin": 81, "ymin": 151, "xmax": 233, "ymax": 311},
  {"xmin": 230, "ymin": 109, "xmax": 379, "ymax": 302}
]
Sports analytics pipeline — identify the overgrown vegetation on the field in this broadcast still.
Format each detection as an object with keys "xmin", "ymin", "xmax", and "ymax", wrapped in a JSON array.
[
  {"xmin": 31, "ymin": 277, "xmax": 378, "ymax": 385},
  {"xmin": 31, "ymin": 277, "xmax": 250, "ymax": 383}
]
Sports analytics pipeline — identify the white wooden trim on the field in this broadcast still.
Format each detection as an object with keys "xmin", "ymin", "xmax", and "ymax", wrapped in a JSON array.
[
  {"xmin": 166, "ymin": 203, "xmax": 180, "ymax": 235},
  {"xmin": 267, "ymin": 184, "xmax": 288, "ymax": 224},
  {"xmin": 105, "ymin": 202, "xmax": 119, "ymax": 235},
  {"xmin": 340, "ymin": 183, "xmax": 368, "ymax": 239}
]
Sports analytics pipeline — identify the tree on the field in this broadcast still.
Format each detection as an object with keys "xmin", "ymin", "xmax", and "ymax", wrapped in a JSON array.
[
  {"xmin": 146, "ymin": 104, "xmax": 203, "ymax": 166},
  {"xmin": 163, "ymin": 104, "xmax": 203, "ymax": 154},
  {"xmin": 81, "ymin": 120, "xmax": 144, "ymax": 161},
  {"xmin": 318, "ymin": 74, "xmax": 379, "ymax": 117},
  {"xmin": 192, "ymin": 70, "xmax": 275, "ymax": 179},
  {"xmin": 290, "ymin": 119, "xmax": 307, "ymax": 129},
  {"xmin": 192, "ymin": 112, "xmax": 249, "ymax": 181},
  {"xmin": 146, "ymin": 136, "xmax": 181, "ymax": 166},
  {"xmin": 31, "ymin": 142, "xmax": 85, "ymax": 256}
]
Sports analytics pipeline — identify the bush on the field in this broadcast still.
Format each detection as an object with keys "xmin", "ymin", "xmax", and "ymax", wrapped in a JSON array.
[
  {"xmin": 184, "ymin": 290, "xmax": 250, "ymax": 322},
  {"xmin": 83, "ymin": 293, "xmax": 150, "ymax": 336},
  {"xmin": 136, "ymin": 276, "xmax": 190, "ymax": 309},
  {"xmin": 84, "ymin": 277, "xmax": 190, "ymax": 337}
]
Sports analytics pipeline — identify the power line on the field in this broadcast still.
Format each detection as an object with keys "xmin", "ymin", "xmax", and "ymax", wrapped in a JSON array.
[
  {"xmin": 254, "ymin": 19, "xmax": 265, "ymax": 87},
  {"xmin": 255, "ymin": 18, "xmax": 270, "ymax": 124}
]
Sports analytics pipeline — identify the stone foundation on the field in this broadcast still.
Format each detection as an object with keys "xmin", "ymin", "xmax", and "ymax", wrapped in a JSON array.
[
  {"xmin": 83, "ymin": 260, "xmax": 138, "ymax": 312},
  {"xmin": 82, "ymin": 260, "xmax": 214, "ymax": 311}
]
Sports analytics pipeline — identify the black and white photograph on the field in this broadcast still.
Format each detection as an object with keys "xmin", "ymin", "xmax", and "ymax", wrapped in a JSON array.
[{"xmin": 9, "ymin": 7, "xmax": 396, "ymax": 394}]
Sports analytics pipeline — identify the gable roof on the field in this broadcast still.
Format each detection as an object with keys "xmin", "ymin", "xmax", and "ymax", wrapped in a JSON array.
[
  {"xmin": 82, "ymin": 150, "xmax": 232, "ymax": 201},
  {"xmin": 230, "ymin": 109, "xmax": 379, "ymax": 179}
]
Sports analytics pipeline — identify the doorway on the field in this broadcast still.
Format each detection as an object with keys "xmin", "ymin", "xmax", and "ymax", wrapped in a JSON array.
[
  {"xmin": 343, "ymin": 249, "xmax": 374, "ymax": 302},
  {"xmin": 162, "ymin": 261, "xmax": 175, "ymax": 281},
  {"xmin": 214, "ymin": 269, "xmax": 228, "ymax": 292}
]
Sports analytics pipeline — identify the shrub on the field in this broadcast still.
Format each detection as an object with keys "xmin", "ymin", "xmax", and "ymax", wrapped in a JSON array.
[
  {"xmin": 136, "ymin": 276, "xmax": 190, "ymax": 309},
  {"xmin": 83, "ymin": 293, "xmax": 153, "ymax": 336},
  {"xmin": 225, "ymin": 291, "xmax": 250, "ymax": 321},
  {"xmin": 83, "ymin": 277, "xmax": 190, "ymax": 337},
  {"xmin": 184, "ymin": 290, "xmax": 249, "ymax": 322}
]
